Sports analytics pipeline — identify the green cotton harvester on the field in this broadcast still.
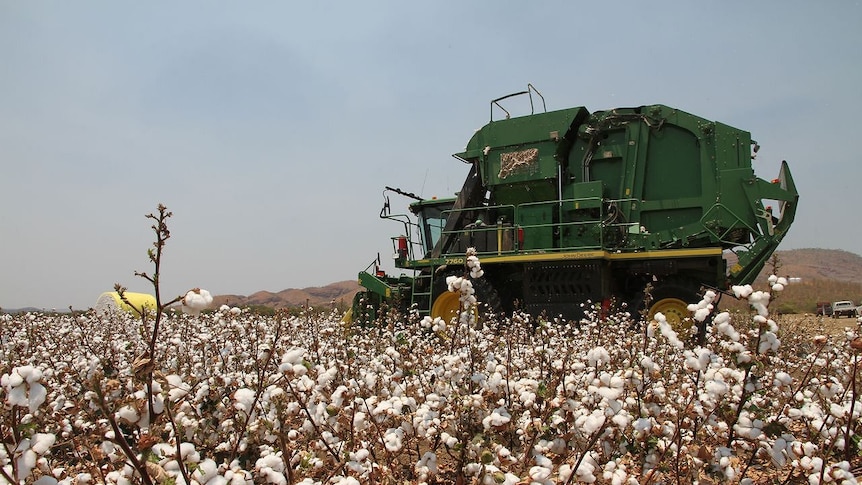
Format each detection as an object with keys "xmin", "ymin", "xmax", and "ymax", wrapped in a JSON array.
[{"xmin": 350, "ymin": 86, "xmax": 798, "ymax": 329}]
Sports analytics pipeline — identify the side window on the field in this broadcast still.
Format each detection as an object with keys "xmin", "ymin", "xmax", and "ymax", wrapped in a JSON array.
[
  {"xmin": 416, "ymin": 202, "xmax": 453, "ymax": 255},
  {"xmin": 426, "ymin": 214, "xmax": 446, "ymax": 249}
]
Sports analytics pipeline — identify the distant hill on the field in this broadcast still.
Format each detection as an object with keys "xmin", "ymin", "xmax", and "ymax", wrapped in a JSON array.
[
  {"xmin": 211, "ymin": 280, "xmax": 361, "ymax": 310},
  {"xmin": 759, "ymin": 248, "xmax": 862, "ymax": 284},
  {"xmin": 210, "ymin": 249, "xmax": 862, "ymax": 313}
]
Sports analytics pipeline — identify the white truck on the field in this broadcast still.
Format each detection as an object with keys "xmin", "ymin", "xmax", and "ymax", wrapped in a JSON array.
[{"xmin": 831, "ymin": 300, "xmax": 858, "ymax": 318}]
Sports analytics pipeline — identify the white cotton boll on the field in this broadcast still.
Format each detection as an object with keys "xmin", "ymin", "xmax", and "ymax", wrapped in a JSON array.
[
  {"xmin": 768, "ymin": 274, "xmax": 778, "ymax": 284},
  {"xmin": 774, "ymin": 372, "xmax": 793, "ymax": 388},
  {"xmin": 771, "ymin": 283, "xmax": 785, "ymax": 292},
  {"xmin": 529, "ymin": 466, "xmax": 551, "ymax": 480},
  {"xmin": 415, "ymin": 451, "xmax": 438, "ymax": 476},
  {"xmin": 587, "ymin": 347, "xmax": 611, "ymax": 367},
  {"xmin": 766, "ymin": 319, "xmax": 778, "ymax": 332},
  {"xmin": 705, "ymin": 379, "xmax": 728, "ymax": 398},
  {"xmin": 182, "ymin": 288, "xmax": 213, "ymax": 315},
  {"xmin": 28, "ymin": 382, "xmax": 47, "ymax": 413},
  {"xmin": 233, "ymin": 388, "xmax": 256, "ymax": 414},
  {"xmin": 17, "ymin": 366, "xmax": 43, "ymax": 384},
  {"xmin": 16, "ymin": 449, "xmax": 37, "ymax": 480},
  {"xmin": 659, "ymin": 321, "xmax": 684, "ymax": 349},
  {"xmin": 2, "ymin": 371, "xmax": 24, "ymax": 388},
  {"xmin": 383, "ymin": 427, "xmax": 404, "ymax": 452},
  {"xmin": 684, "ymin": 351, "xmax": 703, "ymax": 371},
  {"xmin": 317, "ymin": 367, "xmax": 338, "ymax": 388},
  {"xmin": 167, "ymin": 375, "xmax": 190, "ymax": 400},
  {"xmin": 192, "ymin": 459, "xmax": 219, "ymax": 484},
  {"xmin": 732, "ymin": 285, "xmax": 753, "ymax": 299},
  {"xmin": 693, "ymin": 307, "xmax": 711, "ymax": 322},
  {"xmin": 115, "ymin": 405, "xmax": 139, "ymax": 424},
  {"xmin": 440, "ymin": 432, "xmax": 458, "ymax": 448},
  {"xmin": 281, "ymin": 348, "xmax": 306, "ymax": 367},
  {"xmin": 758, "ymin": 333, "xmax": 780, "ymax": 353},
  {"xmin": 748, "ymin": 291, "xmax": 771, "ymax": 316},
  {"xmin": 30, "ymin": 433, "xmax": 56, "ymax": 455},
  {"xmin": 575, "ymin": 456, "xmax": 597, "ymax": 483},
  {"xmin": 446, "ymin": 276, "xmax": 460, "ymax": 292},
  {"xmin": 577, "ymin": 411, "xmax": 605, "ymax": 435},
  {"xmin": 830, "ymin": 402, "xmax": 848, "ymax": 419},
  {"xmin": 481, "ymin": 407, "xmax": 512, "ymax": 429}
]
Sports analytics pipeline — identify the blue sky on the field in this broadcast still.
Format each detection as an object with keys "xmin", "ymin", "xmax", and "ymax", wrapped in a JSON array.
[{"xmin": 2, "ymin": 2, "xmax": 860, "ymax": 310}]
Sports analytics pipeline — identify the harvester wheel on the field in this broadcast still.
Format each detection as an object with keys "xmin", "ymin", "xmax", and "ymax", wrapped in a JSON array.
[
  {"xmin": 648, "ymin": 297, "xmax": 690, "ymax": 326},
  {"xmin": 646, "ymin": 283, "xmax": 702, "ymax": 341},
  {"xmin": 430, "ymin": 273, "xmax": 503, "ymax": 324},
  {"xmin": 471, "ymin": 277, "xmax": 504, "ymax": 320},
  {"xmin": 430, "ymin": 291, "xmax": 465, "ymax": 324}
]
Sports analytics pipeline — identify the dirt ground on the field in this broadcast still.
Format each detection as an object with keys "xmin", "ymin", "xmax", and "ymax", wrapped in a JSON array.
[{"xmin": 774, "ymin": 312, "xmax": 861, "ymax": 338}]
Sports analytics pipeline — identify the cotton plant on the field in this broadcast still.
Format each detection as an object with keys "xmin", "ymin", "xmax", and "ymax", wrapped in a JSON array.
[{"xmin": 4, "ymin": 264, "xmax": 862, "ymax": 483}]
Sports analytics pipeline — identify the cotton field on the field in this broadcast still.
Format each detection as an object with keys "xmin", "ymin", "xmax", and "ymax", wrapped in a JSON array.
[{"xmin": 2, "ymin": 282, "xmax": 862, "ymax": 484}]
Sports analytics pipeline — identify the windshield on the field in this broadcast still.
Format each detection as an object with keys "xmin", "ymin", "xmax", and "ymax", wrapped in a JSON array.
[{"xmin": 413, "ymin": 199, "xmax": 455, "ymax": 256}]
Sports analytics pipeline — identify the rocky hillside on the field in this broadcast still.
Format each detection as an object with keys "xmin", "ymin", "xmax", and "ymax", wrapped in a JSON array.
[
  {"xmin": 210, "ymin": 249, "xmax": 862, "ymax": 312},
  {"xmin": 758, "ymin": 248, "xmax": 862, "ymax": 283},
  {"xmin": 212, "ymin": 280, "xmax": 360, "ymax": 310}
]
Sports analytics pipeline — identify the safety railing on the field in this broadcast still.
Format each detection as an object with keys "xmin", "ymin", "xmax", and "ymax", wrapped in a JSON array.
[{"xmin": 433, "ymin": 196, "xmax": 631, "ymax": 257}]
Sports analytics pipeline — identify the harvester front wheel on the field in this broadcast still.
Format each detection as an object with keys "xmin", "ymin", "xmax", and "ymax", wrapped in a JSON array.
[
  {"xmin": 430, "ymin": 273, "xmax": 503, "ymax": 324},
  {"xmin": 646, "ymin": 283, "xmax": 702, "ymax": 341},
  {"xmin": 647, "ymin": 297, "xmax": 690, "ymax": 326},
  {"xmin": 430, "ymin": 291, "xmax": 464, "ymax": 324}
]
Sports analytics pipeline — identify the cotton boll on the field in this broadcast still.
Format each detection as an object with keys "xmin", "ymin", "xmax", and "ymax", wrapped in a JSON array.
[
  {"xmin": 732, "ymin": 285, "xmax": 753, "ymax": 299},
  {"xmin": 27, "ymin": 382, "xmax": 47, "ymax": 413},
  {"xmin": 115, "ymin": 405, "xmax": 140, "ymax": 424},
  {"xmin": 482, "ymin": 407, "xmax": 512, "ymax": 429},
  {"xmin": 16, "ymin": 448, "xmax": 37, "ymax": 481},
  {"xmin": 17, "ymin": 365, "xmax": 43, "ymax": 384},
  {"xmin": 528, "ymin": 465, "xmax": 551, "ymax": 481},
  {"xmin": 446, "ymin": 276, "xmax": 461, "ymax": 292},
  {"xmin": 658, "ymin": 321, "xmax": 684, "ymax": 350},
  {"xmin": 383, "ymin": 427, "xmax": 404, "ymax": 452},
  {"xmin": 30, "ymin": 433, "xmax": 56, "ymax": 455},
  {"xmin": 2, "ymin": 370, "xmax": 24, "ymax": 388},
  {"xmin": 587, "ymin": 347, "xmax": 611, "ymax": 368},
  {"xmin": 233, "ymin": 388, "xmax": 256, "ymax": 414},
  {"xmin": 182, "ymin": 288, "xmax": 213, "ymax": 315},
  {"xmin": 748, "ymin": 291, "xmax": 771, "ymax": 317},
  {"xmin": 192, "ymin": 459, "xmax": 219, "ymax": 484},
  {"xmin": 693, "ymin": 307, "xmax": 711, "ymax": 322},
  {"xmin": 280, "ymin": 348, "xmax": 307, "ymax": 368}
]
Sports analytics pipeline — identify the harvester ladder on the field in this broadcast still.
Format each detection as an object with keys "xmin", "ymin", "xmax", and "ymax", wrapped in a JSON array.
[{"xmin": 411, "ymin": 271, "xmax": 434, "ymax": 317}]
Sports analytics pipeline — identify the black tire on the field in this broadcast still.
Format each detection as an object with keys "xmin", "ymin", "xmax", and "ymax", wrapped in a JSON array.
[
  {"xmin": 430, "ymin": 270, "xmax": 503, "ymax": 323},
  {"xmin": 472, "ymin": 277, "xmax": 504, "ymax": 320}
]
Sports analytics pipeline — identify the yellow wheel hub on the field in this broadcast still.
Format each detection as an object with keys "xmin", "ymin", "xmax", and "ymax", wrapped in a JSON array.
[
  {"xmin": 648, "ymin": 297, "xmax": 692, "ymax": 333},
  {"xmin": 430, "ymin": 292, "xmax": 462, "ymax": 323}
]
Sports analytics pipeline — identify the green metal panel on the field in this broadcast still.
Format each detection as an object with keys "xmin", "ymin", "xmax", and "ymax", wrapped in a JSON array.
[
  {"xmin": 517, "ymin": 205, "xmax": 554, "ymax": 250},
  {"xmin": 560, "ymin": 181, "xmax": 604, "ymax": 249},
  {"xmin": 642, "ymin": 124, "xmax": 702, "ymax": 201}
]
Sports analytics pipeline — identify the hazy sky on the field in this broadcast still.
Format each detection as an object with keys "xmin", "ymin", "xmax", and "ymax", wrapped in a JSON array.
[{"xmin": 2, "ymin": 2, "xmax": 860, "ymax": 310}]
